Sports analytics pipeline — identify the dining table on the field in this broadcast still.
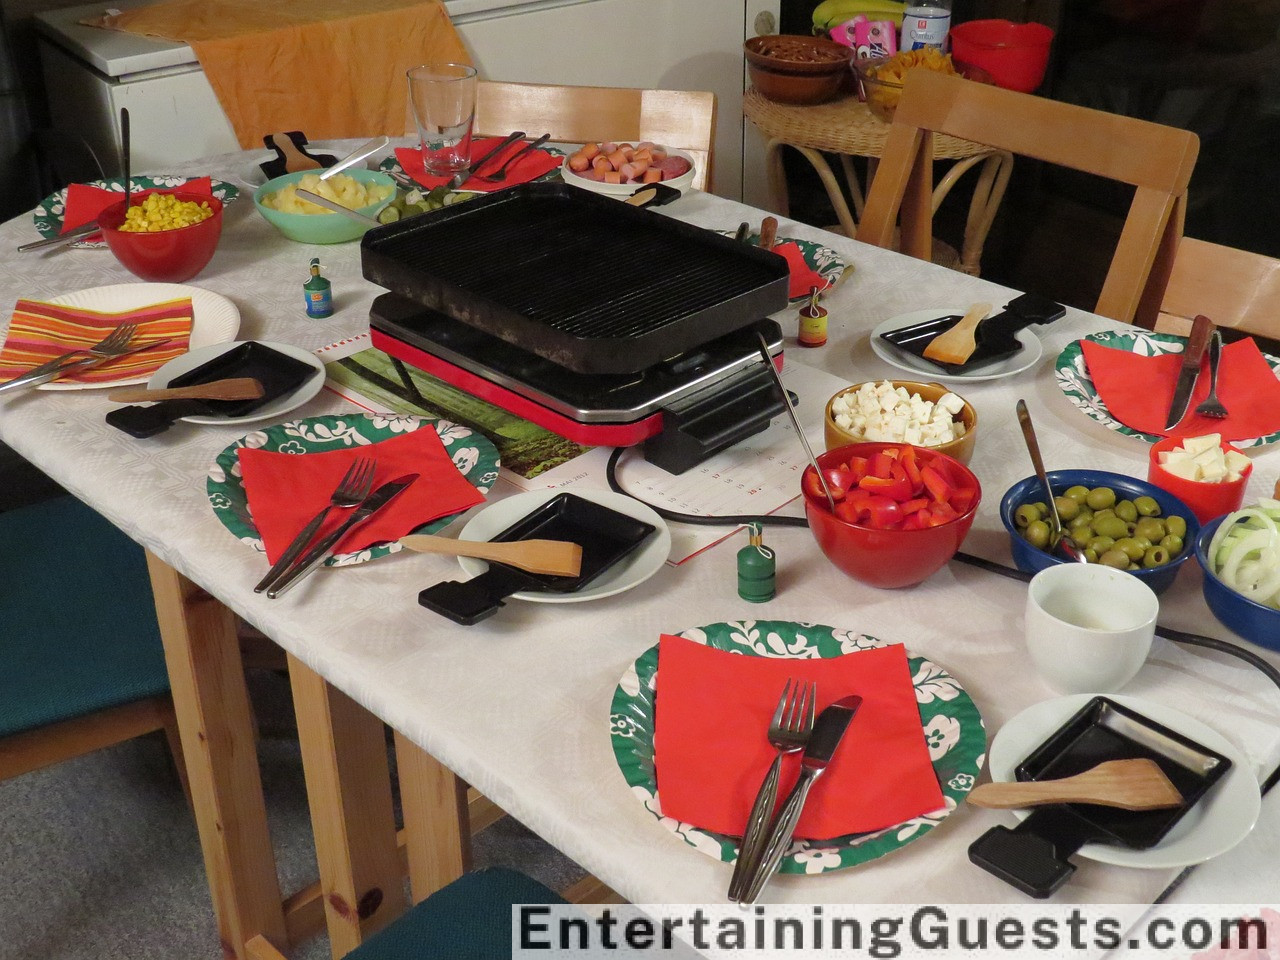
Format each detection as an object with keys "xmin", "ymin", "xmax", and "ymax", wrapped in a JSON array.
[{"xmin": 2, "ymin": 138, "xmax": 1279, "ymax": 960}]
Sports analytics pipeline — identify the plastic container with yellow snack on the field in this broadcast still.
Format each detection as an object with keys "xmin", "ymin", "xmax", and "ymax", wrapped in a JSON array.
[
  {"xmin": 852, "ymin": 50, "xmax": 992, "ymax": 122},
  {"xmin": 253, "ymin": 169, "xmax": 397, "ymax": 244}
]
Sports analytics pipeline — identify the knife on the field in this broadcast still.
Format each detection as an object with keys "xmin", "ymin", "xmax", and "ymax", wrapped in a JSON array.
[
  {"xmin": 448, "ymin": 131, "xmax": 525, "ymax": 189},
  {"xmin": 0, "ymin": 338, "xmax": 175, "ymax": 396},
  {"xmin": 265, "ymin": 473, "xmax": 419, "ymax": 599},
  {"xmin": 1163, "ymin": 313, "xmax": 1214, "ymax": 430},
  {"xmin": 735, "ymin": 694, "xmax": 862, "ymax": 904},
  {"xmin": 18, "ymin": 222, "xmax": 101, "ymax": 253}
]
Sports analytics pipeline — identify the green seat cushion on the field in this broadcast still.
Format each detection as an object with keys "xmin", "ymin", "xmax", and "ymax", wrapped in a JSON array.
[
  {"xmin": 347, "ymin": 868, "xmax": 567, "ymax": 960},
  {"xmin": 0, "ymin": 496, "xmax": 168, "ymax": 738}
]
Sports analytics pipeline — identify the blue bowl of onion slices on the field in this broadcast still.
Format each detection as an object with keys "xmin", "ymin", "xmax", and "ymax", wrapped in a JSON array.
[{"xmin": 1195, "ymin": 500, "xmax": 1280, "ymax": 652}]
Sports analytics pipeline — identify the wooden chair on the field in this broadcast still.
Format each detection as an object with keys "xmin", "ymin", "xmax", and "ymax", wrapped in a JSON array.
[
  {"xmin": 472, "ymin": 81, "xmax": 717, "ymax": 191},
  {"xmin": 1154, "ymin": 237, "xmax": 1280, "ymax": 340},
  {"xmin": 0, "ymin": 495, "xmax": 186, "ymax": 797},
  {"xmin": 858, "ymin": 69, "xmax": 1200, "ymax": 328}
]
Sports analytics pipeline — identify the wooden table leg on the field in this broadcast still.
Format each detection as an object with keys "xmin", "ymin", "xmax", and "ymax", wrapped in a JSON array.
[
  {"xmin": 144, "ymin": 554, "xmax": 288, "ymax": 960},
  {"xmin": 393, "ymin": 730, "xmax": 470, "ymax": 904},
  {"xmin": 287, "ymin": 654, "xmax": 408, "ymax": 959}
]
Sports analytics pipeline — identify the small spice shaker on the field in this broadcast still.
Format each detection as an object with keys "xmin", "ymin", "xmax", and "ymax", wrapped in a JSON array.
[
  {"xmin": 797, "ymin": 284, "xmax": 827, "ymax": 347},
  {"xmin": 737, "ymin": 521, "xmax": 776, "ymax": 602},
  {"xmin": 304, "ymin": 258, "xmax": 333, "ymax": 318}
]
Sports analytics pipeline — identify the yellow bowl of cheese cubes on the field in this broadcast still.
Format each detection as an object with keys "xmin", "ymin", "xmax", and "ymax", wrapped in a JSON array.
[
  {"xmin": 825, "ymin": 380, "xmax": 977, "ymax": 465},
  {"xmin": 253, "ymin": 169, "xmax": 395, "ymax": 244},
  {"xmin": 1148, "ymin": 433, "xmax": 1252, "ymax": 525}
]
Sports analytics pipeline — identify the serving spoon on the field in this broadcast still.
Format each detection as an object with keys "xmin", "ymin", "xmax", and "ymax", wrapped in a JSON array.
[{"xmin": 1016, "ymin": 399, "xmax": 1087, "ymax": 563}]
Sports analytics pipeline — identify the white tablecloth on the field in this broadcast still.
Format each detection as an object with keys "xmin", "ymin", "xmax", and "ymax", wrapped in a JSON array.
[{"xmin": 2, "ymin": 142, "xmax": 1278, "ymax": 907}]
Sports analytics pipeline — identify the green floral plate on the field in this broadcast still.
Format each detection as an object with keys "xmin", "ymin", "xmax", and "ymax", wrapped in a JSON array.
[
  {"xmin": 716, "ymin": 232, "xmax": 849, "ymax": 302},
  {"xmin": 207, "ymin": 413, "xmax": 499, "ymax": 567},
  {"xmin": 609, "ymin": 620, "xmax": 985, "ymax": 875},
  {"xmin": 1055, "ymin": 330, "xmax": 1280, "ymax": 448},
  {"xmin": 33, "ymin": 176, "xmax": 241, "ymax": 248},
  {"xmin": 378, "ymin": 144, "xmax": 568, "ymax": 192}
]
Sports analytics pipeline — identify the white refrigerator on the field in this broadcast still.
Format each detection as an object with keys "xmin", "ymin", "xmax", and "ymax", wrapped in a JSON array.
[{"xmin": 36, "ymin": 0, "xmax": 780, "ymax": 201}]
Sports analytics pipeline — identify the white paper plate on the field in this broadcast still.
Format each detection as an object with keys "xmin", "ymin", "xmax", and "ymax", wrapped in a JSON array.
[
  {"xmin": 38, "ymin": 283, "xmax": 240, "ymax": 391},
  {"xmin": 871, "ymin": 307, "xmax": 1043, "ymax": 382},
  {"xmin": 560, "ymin": 148, "xmax": 696, "ymax": 197},
  {"xmin": 456, "ymin": 488, "xmax": 670, "ymax": 603},
  {"xmin": 147, "ymin": 341, "xmax": 325, "ymax": 426},
  {"xmin": 988, "ymin": 693, "xmax": 1260, "ymax": 869}
]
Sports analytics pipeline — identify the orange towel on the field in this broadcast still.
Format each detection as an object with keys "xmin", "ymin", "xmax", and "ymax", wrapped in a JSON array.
[{"xmin": 87, "ymin": 0, "xmax": 470, "ymax": 148}]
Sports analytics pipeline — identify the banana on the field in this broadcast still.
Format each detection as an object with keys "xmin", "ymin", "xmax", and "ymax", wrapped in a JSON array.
[{"xmin": 812, "ymin": 0, "xmax": 906, "ymax": 31}]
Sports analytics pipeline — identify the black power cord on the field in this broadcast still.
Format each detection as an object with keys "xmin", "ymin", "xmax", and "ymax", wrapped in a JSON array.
[{"xmin": 606, "ymin": 445, "xmax": 1280, "ymax": 899}]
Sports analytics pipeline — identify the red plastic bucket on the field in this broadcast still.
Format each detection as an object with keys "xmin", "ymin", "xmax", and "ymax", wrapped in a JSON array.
[{"xmin": 949, "ymin": 19, "xmax": 1054, "ymax": 93}]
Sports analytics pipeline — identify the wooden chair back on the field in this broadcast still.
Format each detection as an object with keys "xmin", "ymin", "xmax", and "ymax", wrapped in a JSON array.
[
  {"xmin": 1155, "ymin": 237, "xmax": 1280, "ymax": 339},
  {"xmin": 472, "ymin": 81, "xmax": 717, "ymax": 191},
  {"xmin": 859, "ymin": 70, "xmax": 1200, "ymax": 327}
]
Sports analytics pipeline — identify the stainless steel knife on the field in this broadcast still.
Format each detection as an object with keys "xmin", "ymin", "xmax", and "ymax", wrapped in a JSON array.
[
  {"xmin": 266, "ymin": 473, "xmax": 419, "ymax": 599},
  {"xmin": 447, "ymin": 131, "xmax": 525, "ymax": 189},
  {"xmin": 0, "ymin": 338, "xmax": 175, "ymax": 396},
  {"xmin": 736, "ymin": 694, "xmax": 862, "ymax": 903},
  {"xmin": 17, "ymin": 222, "xmax": 101, "ymax": 253},
  {"xmin": 1163, "ymin": 313, "xmax": 1215, "ymax": 430}
]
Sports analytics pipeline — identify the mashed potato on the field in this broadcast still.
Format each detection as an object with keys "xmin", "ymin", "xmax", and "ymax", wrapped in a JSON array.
[{"xmin": 263, "ymin": 173, "xmax": 392, "ymax": 215}]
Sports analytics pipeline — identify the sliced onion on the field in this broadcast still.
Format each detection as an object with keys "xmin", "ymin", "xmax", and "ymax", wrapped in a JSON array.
[
  {"xmin": 1211, "ymin": 521, "xmax": 1280, "ymax": 608},
  {"xmin": 1208, "ymin": 507, "xmax": 1279, "ymax": 569}
]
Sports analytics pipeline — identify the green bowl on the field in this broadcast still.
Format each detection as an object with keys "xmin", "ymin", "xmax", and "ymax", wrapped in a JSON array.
[{"xmin": 253, "ymin": 169, "xmax": 394, "ymax": 244}]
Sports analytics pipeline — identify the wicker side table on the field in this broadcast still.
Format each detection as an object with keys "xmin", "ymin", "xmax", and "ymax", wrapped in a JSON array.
[{"xmin": 743, "ymin": 88, "xmax": 1013, "ymax": 275}]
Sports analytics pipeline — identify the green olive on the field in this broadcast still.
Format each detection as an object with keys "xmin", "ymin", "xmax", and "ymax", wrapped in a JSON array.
[
  {"xmin": 1166, "ymin": 515, "xmax": 1187, "ymax": 540},
  {"xmin": 1134, "ymin": 495, "xmax": 1161, "ymax": 517},
  {"xmin": 1091, "ymin": 508, "xmax": 1116, "ymax": 524},
  {"xmin": 1071, "ymin": 526, "xmax": 1094, "ymax": 547},
  {"xmin": 1055, "ymin": 496, "xmax": 1080, "ymax": 522},
  {"xmin": 1143, "ymin": 546, "xmax": 1171, "ymax": 567},
  {"xmin": 1084, "ymin": 547, "xmax": 1099, "ymax": 563},
  {"xmin": 1115, "ymin": 537, "xmax": 1146, "ymax": 562},
  {"xmin": 1024, "ymin": 519, "xmax": 1050, "ymax": 549},
  {"xmin": 1069, "ymin": 513, "xmax": 1094, "ymax": 532},
  {"xmin": 1064, "ymin": 485, "xmax": 1090, "ymax": 503},
  {"xmin": 1160, "ymin": 534, "xmax": 1184, "ymax": 555},
  {"xmin": 1134, "ymin": 517, "xmax": 1166, "ymax": 542},
  {"xmin": 1093, "ymin": 516, "xmax": 1129, "ymax": 540},
  {"xmin": 1088, "ymin": 535, "xmax": 1116, "ymax": 555},
  {"xmin": 1132, "ymin": 536, "xmax": 1152, "ymax": 550},
  {"xmin": 1015, "ymin": 504, "xmax": 1040, "ymax": 528},
  {"xmin": 1099, "ymin": 548, "xmax": 1131, "ymax": 569},
  {"xmin": 1029, "ymin": 501, "xmax": 1049, "ymax": 520},
  {"xmin": 1086, "ymin": 486, "xmax": 1117, "ymax": 510},
  {"xmin": 1115, "ymin": 499, "xmax": 1138, "ymax": 523}
]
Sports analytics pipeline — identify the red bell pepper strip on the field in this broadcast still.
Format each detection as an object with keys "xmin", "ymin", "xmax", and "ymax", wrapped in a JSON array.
[{"xmin": 921, "ymin": 464, "xmax": 953, "ymax": 503}]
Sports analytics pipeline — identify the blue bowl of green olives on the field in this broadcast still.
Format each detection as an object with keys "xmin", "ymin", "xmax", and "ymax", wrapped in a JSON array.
[{"xmin": 1000, "ymin": 469, "xmax": 1200, "ymax": 595}]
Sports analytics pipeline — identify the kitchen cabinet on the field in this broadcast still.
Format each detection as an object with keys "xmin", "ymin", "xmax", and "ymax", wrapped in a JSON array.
[{"xmin": 35, "ymin": 0, "xmax": 780, "ymax": 202}]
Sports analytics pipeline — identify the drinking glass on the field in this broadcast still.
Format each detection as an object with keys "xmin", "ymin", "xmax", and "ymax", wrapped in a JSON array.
[{"xmin": 406, "ymin": 63, "xmax": 478, "ymax": 176}]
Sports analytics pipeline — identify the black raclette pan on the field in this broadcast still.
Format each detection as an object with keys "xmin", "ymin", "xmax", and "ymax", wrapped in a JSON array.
[
  {"xmin": 419, "ymin": 492, "xmax": 656, "ymax": 625},
  {"xmin": 880, "ymin": 292, "xmax": 1066, "ymax": 373},
  {"xmin": 969, "ymin": 697, "xmax": 1232, "ymax": 898}
]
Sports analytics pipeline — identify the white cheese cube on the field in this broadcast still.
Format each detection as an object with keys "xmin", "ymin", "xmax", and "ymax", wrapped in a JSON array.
[
  {"xmin": 1162, "ymin": 459, "xmax": 1201, "ymax": 481},
  {"xmin": 1181, "ymin": 434, "xmax": 1222, "ymax": 456}
]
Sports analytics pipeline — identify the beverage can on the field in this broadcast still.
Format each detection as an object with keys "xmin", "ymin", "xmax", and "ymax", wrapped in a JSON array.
[{"xmin": 903, "ymin": 4, "xmax": 951, "ymax": 50}]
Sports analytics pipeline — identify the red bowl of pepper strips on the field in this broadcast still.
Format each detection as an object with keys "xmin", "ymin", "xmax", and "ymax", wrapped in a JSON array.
[{"xmin": 803, "ymin": 442, "xmax": 982, "ymax": 588}]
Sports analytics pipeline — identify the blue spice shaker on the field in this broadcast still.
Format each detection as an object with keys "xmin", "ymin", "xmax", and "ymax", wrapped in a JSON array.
[{"xmin": 304, "ymin": 258, "xmax": 333, "ymax": 318}]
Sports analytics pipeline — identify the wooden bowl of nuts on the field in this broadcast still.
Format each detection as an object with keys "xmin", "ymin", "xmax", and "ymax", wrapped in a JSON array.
[{"xmin": 745, "ymin": 35, "xmax": 854, "ymax": 105}]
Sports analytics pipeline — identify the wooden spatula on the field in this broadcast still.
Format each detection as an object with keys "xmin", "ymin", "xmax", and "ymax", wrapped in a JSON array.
[
  {"xmin": 399, "ymin": 534, "xmax": 583, "ymax": 577},
  {"xmin": 922, "ymin": 302, "xmax": 992, "ymax": 366},
  {"xmin": 967, "ymin": 759, "xmax": 1184, "ymax": 812},
  {"xmin": 108, "ymin": 378, "xmax": 265, "ymax": 403}
]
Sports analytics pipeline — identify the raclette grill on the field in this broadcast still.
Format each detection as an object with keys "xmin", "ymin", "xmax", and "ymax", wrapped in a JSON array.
[{"xmin": 363, "ymin": 183, "xmax": 792, "ymax": 473}]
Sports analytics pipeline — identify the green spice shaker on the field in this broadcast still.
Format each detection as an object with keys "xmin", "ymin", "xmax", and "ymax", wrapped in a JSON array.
[{"xmin": 737, "ymin": 521, "xmax": 776, "ymax": 602}]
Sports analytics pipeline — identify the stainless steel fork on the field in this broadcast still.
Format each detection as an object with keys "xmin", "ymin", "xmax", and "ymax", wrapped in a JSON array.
[
  {"xmin": 0, "ymin": 322, "xmax": 139, "ymax": 395},
  {"xmin": 1194, "ymin": 329, "xmax": 1228, "ymax": 419},
  {"xmin": 727, "ymin": 678, "xmax": 816, "ymax": 902},
  {"xmin": 253, "ymin": 457, "xmax": 377, "ymax": 593}
]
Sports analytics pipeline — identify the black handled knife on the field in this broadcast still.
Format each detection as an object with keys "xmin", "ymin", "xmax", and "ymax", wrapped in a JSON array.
[
  {"xmin": 1164, "ymin": 313, "xmax": 1215, "ymax": 430},
  {"xmin": 266, "ymin": 473, "xmax": 419, "ymax": 599}
]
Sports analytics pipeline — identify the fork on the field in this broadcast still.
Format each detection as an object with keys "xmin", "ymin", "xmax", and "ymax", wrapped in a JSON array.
[
  {"xmin": 0, "ymin": 322, "xmax": 139, "ymax": 395},
  {"xmin": 727, "ymin": 678, "xmax": 816, "ymax": 902},
  {"xmin": 1194, "ymin": 329, "xmax": 1228, "ymax": 419},
  {"xmin": 473, "ymin": 134, "xmax": 551, "ymax": 184},
  {"xmin": 253, "ymin": 457, "xmax": 377, "ymax": 594}
]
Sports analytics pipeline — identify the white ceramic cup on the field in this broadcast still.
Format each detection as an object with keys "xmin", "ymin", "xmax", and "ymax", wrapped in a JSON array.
[{"xmin": 1024, "ymin": 564, "xmax": 1159, "ymax": 694}]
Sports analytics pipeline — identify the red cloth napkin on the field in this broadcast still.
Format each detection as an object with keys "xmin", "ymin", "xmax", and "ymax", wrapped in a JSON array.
[
  {"xmin": 771, "ymin": 241, "xmax": 828, "ymax": 300},
  {"xmin": 653, "ymin": 634, "xmax": 946, "ymax": 840},
  {"xmin": 1081, "ymin": 337, "xmax": 1280, "ymax": 441},
  {"xmin": 60, "ymin": 177, "xmax": 214, "ymax": 241},
  {"xmin": 0, "ymin": 298, "xmax": 192, "ymax": 383},
  {"xmin": 237, "ymin": 427, "xmax": 486, "ymax": 564},
  {"xmin": 395, "ymin": 138, "xmax": 561, "ymax": 192}
]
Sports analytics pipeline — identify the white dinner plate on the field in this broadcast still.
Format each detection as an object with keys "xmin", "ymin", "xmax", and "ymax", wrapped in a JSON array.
[
  {"xmin": 147, "ymin": 341, "xmax": 325, "ymax": 426},
  {"xmin": 456, "ymin": 488, "xmax": 670, "ymax": 603},
  {"xmin": 37, "ymin": 283, "xmax": 240, "ymax": 391},
  {"xmin": 870, "ymin": 307, "xmax": 1043, "ymax": 382},
  {"xmin": 988, "ymin": 694, "xmax": 1260, "ymax": 869}
]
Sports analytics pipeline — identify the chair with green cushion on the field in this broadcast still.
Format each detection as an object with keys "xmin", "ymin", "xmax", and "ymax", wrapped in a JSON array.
[
  {"xmin": 343, "ymin": 868, "xmax": 568, "ymax": 960},
  {"xmin": 0, "ymin": 495, "xmax": 184, "ymax": 787}
]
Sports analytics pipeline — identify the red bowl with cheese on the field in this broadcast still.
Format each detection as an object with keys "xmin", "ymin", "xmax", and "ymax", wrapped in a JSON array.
[
  {"xmin": 803, "ymin": 441, "xmax": 981, "ymax": 588},
  {"xmin": 1148, "ymin": 435, "xmax": 1252, "ymax": 524}
]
